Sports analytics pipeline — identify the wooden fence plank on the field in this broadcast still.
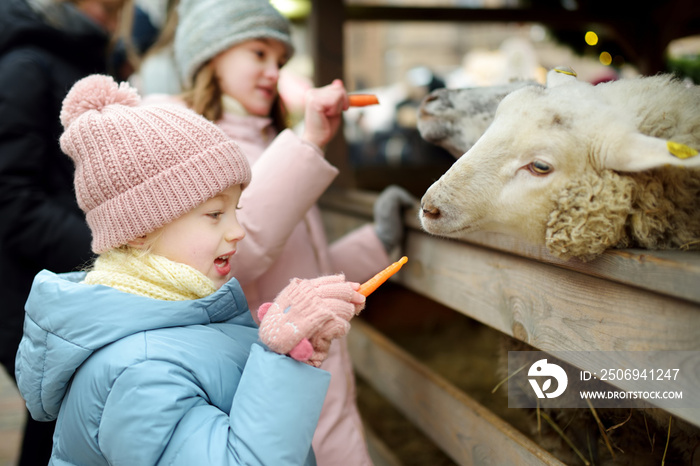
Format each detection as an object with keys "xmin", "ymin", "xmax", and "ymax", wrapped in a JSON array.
[
  {"xmin": 320, "ymin": 191, "xmax": 700, "ymax": 427},
  {"xmin": 349, "ymin": 319, "xmax": 565, "ymax": 466},
  {"xmin": 364, "ymin": 424, "xmax": 403, "ymax": 466},
  {"xmin": 398, "ymin": 229, "xmax": 700, "ymax": 353},
  {"xmin": 320, "ymin": 189, "xmax": 700, "ymax": 304}
]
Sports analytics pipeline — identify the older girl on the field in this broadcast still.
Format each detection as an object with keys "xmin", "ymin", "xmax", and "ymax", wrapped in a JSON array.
[{"xmin": 164, "ymin": 2, "xmax": 415, "ymax": 463}]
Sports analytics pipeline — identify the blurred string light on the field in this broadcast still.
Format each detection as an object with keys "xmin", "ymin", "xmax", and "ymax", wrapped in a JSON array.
[
  {"xmin": 270, "ymin": 0, "xmax": 310, "ymax": 19},
  {"xmin": 584, "ymin": 31, "xmax": 613, "ymax": 66},
  {"xmin": 599, "ymin": 51, "xmax": 612, "ymax": 66},
  {"xmin": 585, "ymin": 31, "xmax": 598, "ymax": 46}
]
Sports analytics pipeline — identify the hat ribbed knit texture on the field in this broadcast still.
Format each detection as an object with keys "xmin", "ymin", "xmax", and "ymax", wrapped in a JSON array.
[
  {"xmin": 59, "ymin": 74, "xmax": 252, "ymax": 253},
  {"xmin": 174, "ymin": 0, "xmax": 294, "ymax": 88}
]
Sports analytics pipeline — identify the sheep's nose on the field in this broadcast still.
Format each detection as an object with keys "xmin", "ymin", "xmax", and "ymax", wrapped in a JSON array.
[
  {"xmin": 421, "ymin": 202, "xmax": 441, "ymax": 220},
  {"xmin": 422, "ymin": 89, "xmax": 452, "ymax": 107},
  {"xmin": 423, "ymin": 93, "xmax": 439, "ymax": 104}
]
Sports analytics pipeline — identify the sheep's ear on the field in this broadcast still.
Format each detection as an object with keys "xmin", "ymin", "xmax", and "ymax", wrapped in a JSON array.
[
  {"xmin": 546, "ymin": 66, "xmax": 578, "ymax": 88},
  {"xmin": 603, "ymin": 132, "xmax": 700, "ymax": 172}
]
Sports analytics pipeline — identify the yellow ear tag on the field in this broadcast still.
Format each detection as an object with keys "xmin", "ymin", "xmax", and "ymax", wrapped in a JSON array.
[
  {"xmin": 553, "ymin": 66, "xmax": 577, "ymax": 77},
  {"xmin": 667, "ymin": 141, "xmax": 699, "ymax": 159}
]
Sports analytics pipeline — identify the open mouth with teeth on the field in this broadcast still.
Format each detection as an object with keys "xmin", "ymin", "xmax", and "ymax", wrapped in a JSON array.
[{"xmin": 214, "ymin": 254, "xmax": 232, "ymax": 276}]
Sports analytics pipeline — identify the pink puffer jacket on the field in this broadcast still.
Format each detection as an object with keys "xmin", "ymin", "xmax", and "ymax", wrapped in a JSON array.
[
  {"xmin": 219, "ymin": 112, "xmax": 387, "ymax": 466},
  {"xmin": 217, "ymin": 113, "xmax": 389, "ymax": 310},
  {"xmin": 144, "ymin": 95, "xmax": 386, "ymax": 465}
]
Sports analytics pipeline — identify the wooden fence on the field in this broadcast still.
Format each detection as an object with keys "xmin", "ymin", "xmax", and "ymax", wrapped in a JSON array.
[{"xmin": 320, "ymin": 188, "xmax": 700, "ymax": 465}]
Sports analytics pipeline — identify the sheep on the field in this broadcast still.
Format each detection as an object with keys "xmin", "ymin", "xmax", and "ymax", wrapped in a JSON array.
[
  {"xmin": 417, "ymin": 80, "xmax": 539, "ymax": 158},
  {"xmin": 417, "ymin": 69, "xmax": 700, "ymax": 463},
  {"xmin": 419, "ymin": 67, "xmax": 700, "ymax": 262}
]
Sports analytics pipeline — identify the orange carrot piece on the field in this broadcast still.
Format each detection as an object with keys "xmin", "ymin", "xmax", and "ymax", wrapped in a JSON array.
[
  {"xmin": 358, "ymin": 256, "xmax": 408, "ymax": 297},
  {"xmin": 348, "ymin": 94, "xmax": 379, "ymax": 107}
]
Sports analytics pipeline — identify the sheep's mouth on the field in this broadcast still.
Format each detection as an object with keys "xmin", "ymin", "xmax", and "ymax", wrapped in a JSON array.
[
  {"xmin": 421, "ymin": 216, "xmax": 475, "ymax": 237},
  {"xmin": 417, "ymin": 118, "xmax": 451, "ymax": 141},
  {"xmin": 443, "ymin": 224, "xmax": 475, "ymax": 236}
]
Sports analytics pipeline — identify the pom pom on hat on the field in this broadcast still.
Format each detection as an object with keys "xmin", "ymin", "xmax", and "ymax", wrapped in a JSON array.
[
  {"xmin": 59, "ymin": 74, "xmax": 252, "ymax": 253},
  {"xmin": 60, "ymin": 75, "xmax": 141, "ymax": 129}
]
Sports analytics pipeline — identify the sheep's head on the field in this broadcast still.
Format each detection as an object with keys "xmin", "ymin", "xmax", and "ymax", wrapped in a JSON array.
[
  {"xmin": 420, "ymin": 68, "xmax": 700, "ymax": 260},
  {"xmin": 417, "ymin": 81, "xmax": 540, "ymax": 158}
]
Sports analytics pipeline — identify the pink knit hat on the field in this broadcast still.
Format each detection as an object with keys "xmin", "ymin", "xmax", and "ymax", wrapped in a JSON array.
[{"xmin": 60, "ymin": 74, "xmax": 252, "ymax": 253}]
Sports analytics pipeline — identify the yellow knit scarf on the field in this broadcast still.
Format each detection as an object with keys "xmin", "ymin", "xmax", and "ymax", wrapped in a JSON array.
[{"xmin": 84, "ymin": 249, "xmax": 217, "ymax": 301}]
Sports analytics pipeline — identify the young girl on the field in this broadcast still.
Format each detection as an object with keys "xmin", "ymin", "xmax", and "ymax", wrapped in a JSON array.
[
  {"xmin": 14, "ymin": 74, "xmax": 366, "ymax": 465},
  {"xmin": 164, "ymin": 1, "xmax": 416, "ymax": 464}
]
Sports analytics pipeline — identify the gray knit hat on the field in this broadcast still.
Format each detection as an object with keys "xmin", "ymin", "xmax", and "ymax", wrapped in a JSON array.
[{"xmin": 174, "ymin": 0, "xmax": 294, "ymax": 89}]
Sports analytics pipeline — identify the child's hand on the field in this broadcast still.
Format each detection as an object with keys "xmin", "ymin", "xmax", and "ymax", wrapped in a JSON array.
[
  {"xmin": 374, "ymin": 185, "xmax": 416, "ymax": 252},
  {"xmin": 257, "ymin": 275, "xmax": 365, "ymax": 367},
  {"xmin": 301, "ymin": 79, "xmax": 349, "ymax": 151}
]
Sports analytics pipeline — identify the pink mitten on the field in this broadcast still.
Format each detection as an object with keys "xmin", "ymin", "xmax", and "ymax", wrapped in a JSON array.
[{"xmin": 257, "ymin": 275, "xmax": 364, "ymax": 366}]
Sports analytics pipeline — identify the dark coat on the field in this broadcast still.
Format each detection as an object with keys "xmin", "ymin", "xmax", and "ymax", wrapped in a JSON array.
[{"xmin": 0, "ymin": 0, "xmax": 111, "ymax": 377}]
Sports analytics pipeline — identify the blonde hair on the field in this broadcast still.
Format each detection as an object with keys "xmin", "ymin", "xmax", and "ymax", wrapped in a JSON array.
[
  {"xmin": 182, "ymin": 63, "xmax": 222, "ymax": 122},
  {"xmin": 182, "ymin": 61, "xmax": 290, "ymax": 131},
  {"xmin": 103, "ymin": 228, "xmax": 164, "ymax": 266},
  {"xmin": 115, "ymin": 0, "xmax": 140, "ymax": 70},
  {"xmin": 133, "ymin": 228, "xmax": 164, "ymax": 255}
]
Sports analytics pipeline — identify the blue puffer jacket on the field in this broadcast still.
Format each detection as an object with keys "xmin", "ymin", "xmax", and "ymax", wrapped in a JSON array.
[{"xmin": 15, "ymin": 270, "xmax": 330, "ymax": 465}]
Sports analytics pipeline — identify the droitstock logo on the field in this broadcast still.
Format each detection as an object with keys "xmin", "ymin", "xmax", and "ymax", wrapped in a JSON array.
[
  {"xmin": 528, "ymin": 359, "xmax": 568, "ymax": 399},
  {"xmin": 509, "ymin": 351, "xmax": 697, "ymax": 409}
]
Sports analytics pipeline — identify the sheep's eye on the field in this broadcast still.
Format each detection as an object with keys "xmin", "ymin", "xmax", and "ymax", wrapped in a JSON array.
[{"xmin": 529, "ymin": 160, "xmax": 552, "ymax": 175}]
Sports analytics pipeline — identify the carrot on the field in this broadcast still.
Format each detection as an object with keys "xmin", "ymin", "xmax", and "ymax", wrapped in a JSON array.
[
  {"xmin": 348, "ymin": 94, "xmax": 379, "ymax": 107},
  {"xmin": 358, "ymin": 256, "xmax": 408, "ymax": 297}
]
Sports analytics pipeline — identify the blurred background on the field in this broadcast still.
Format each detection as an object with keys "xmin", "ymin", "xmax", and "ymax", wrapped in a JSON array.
[{"xmin": 268, "ymin": 0, "xmax": 700, "ymax": 195}]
